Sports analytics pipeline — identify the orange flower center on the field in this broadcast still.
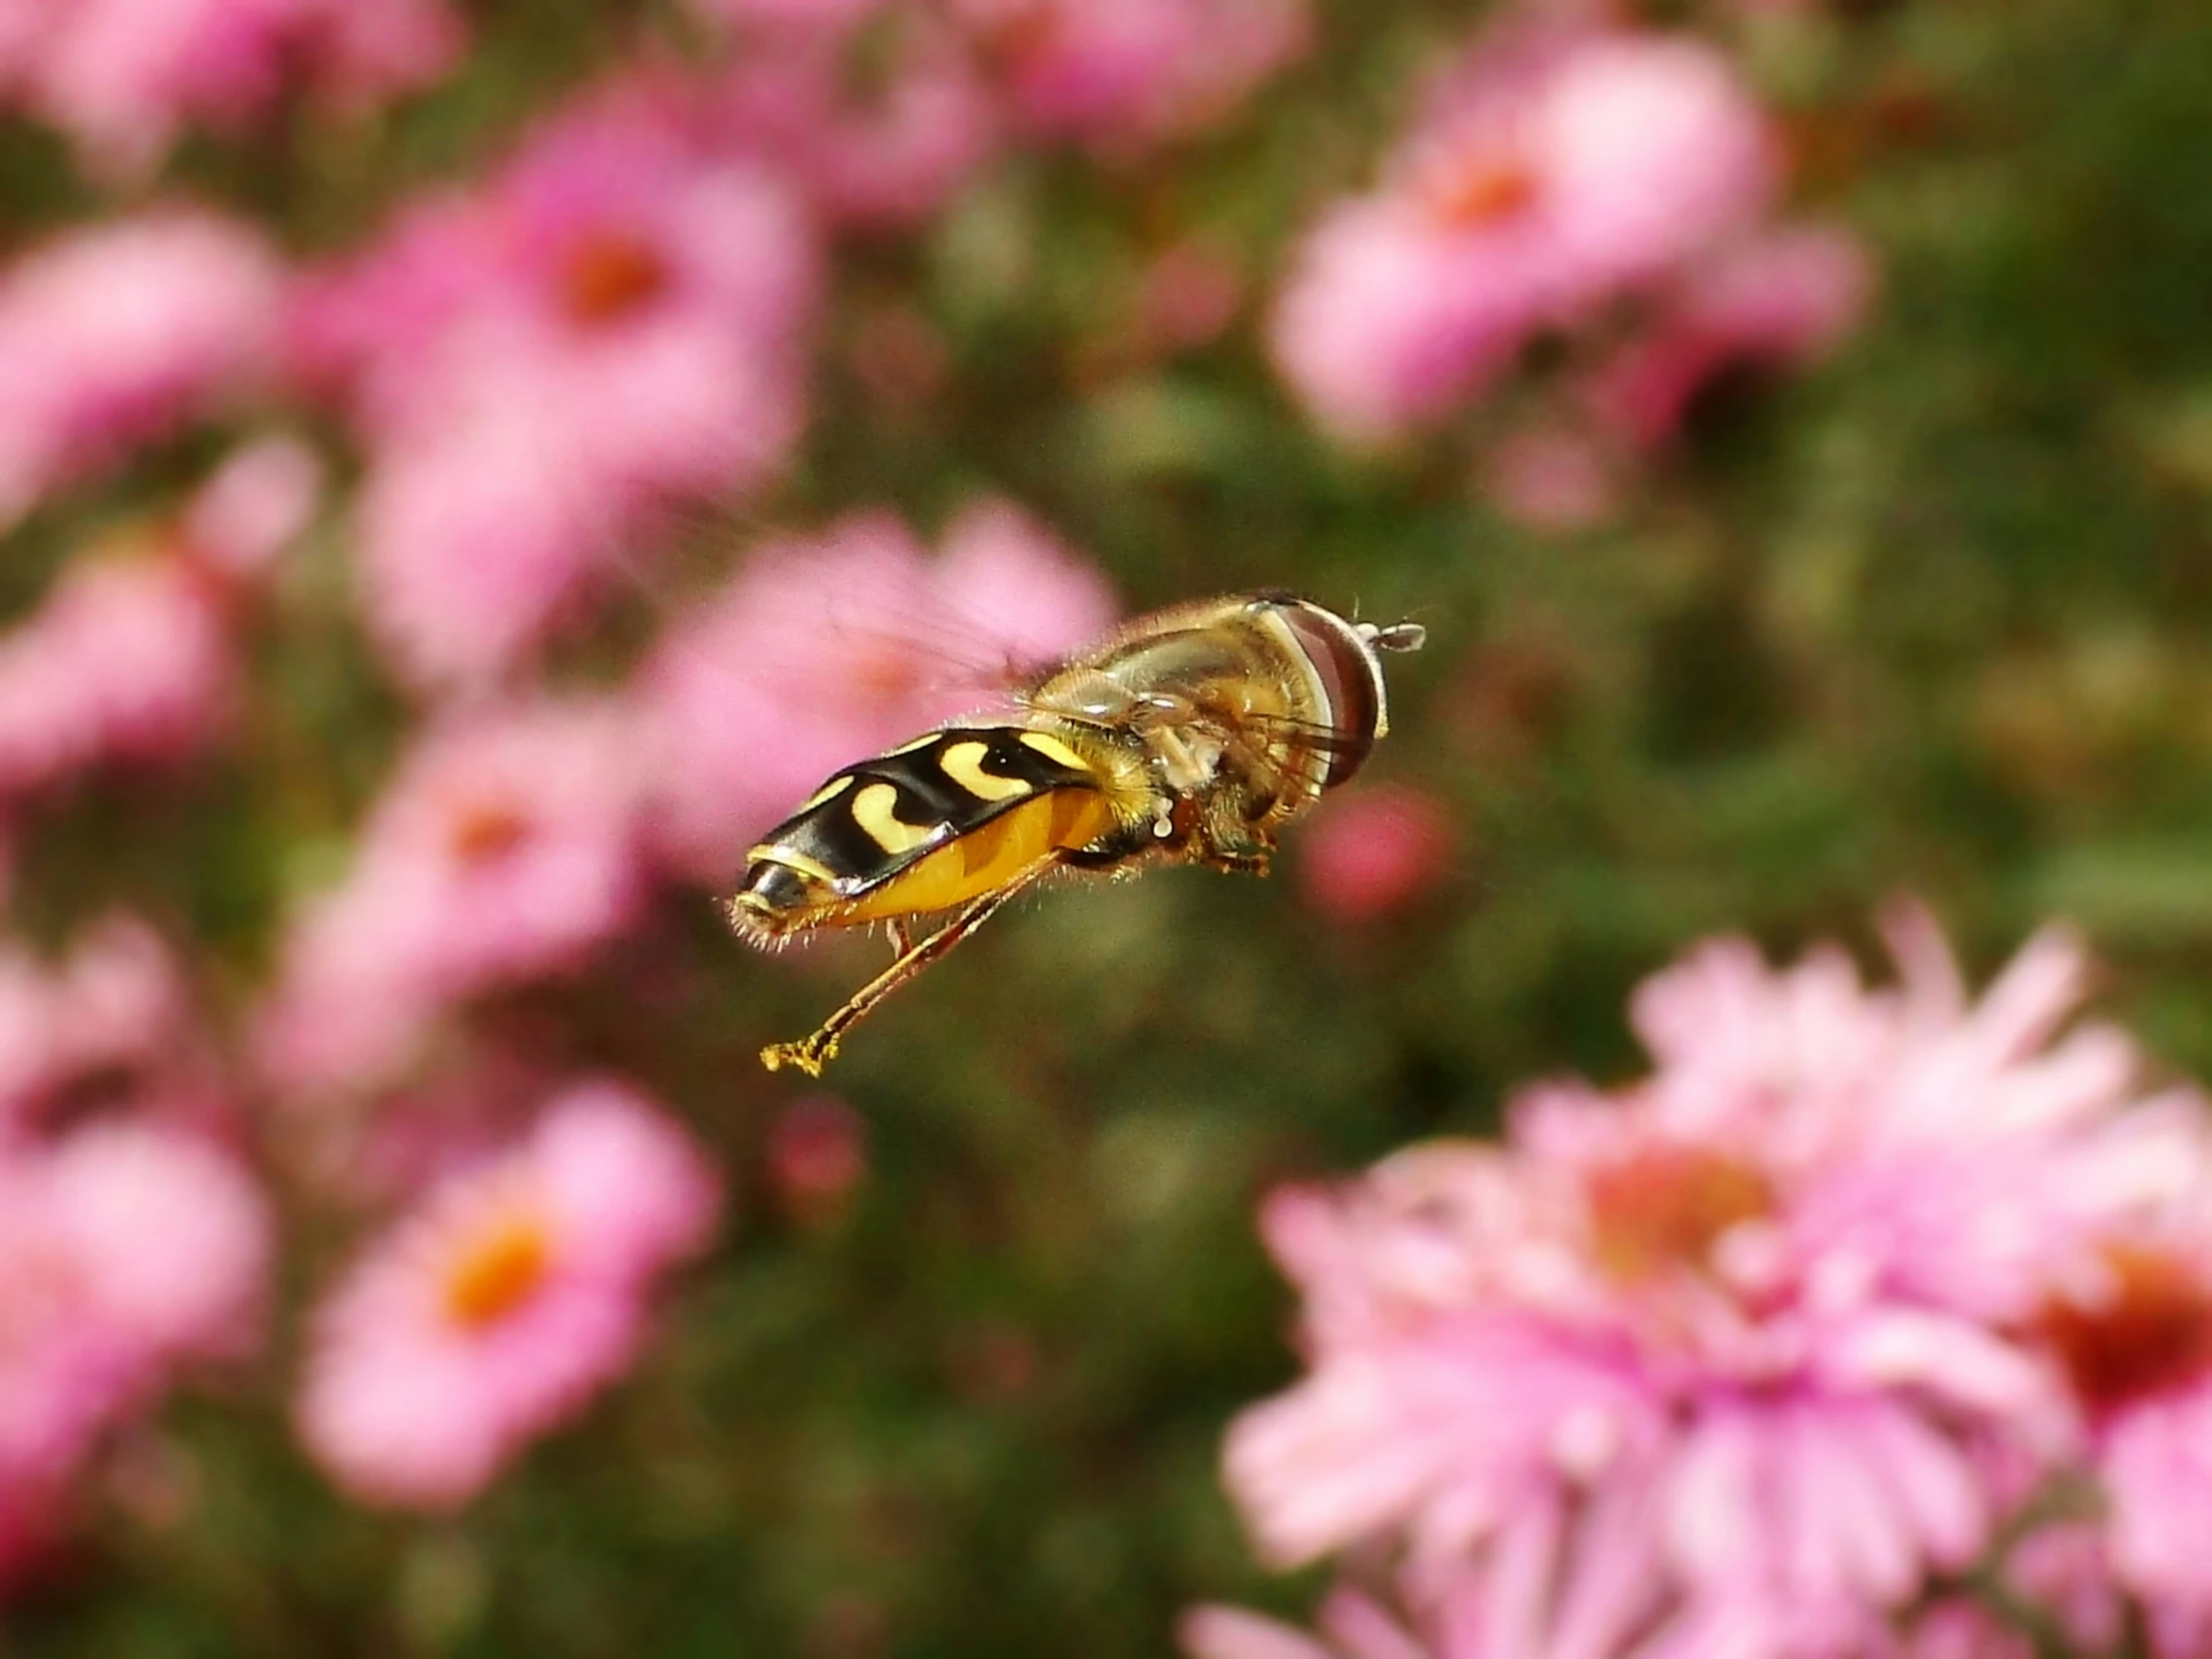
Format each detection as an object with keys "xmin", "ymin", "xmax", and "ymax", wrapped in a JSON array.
[
  {"xmin": 442, "ymin": 1212, "xmax": 553, "ymax": 1331},
  {"xmin": 560, "ymin": 230, "xmax": 671, "ymax": 325},
  {"xmin": 449, "ymin": 801, "xmax": 531, "ymax": 864},
  {"xmin": 1422, "ymin": 152, "xmax": 1539, "ymax": 229},
  {"xmin": 1586, "ymin": 1144, "xmax": 1774, "ymax": 1282},
  {"xmin": 2041, "ymin": 1244, "xmax": 2212, "ymax": 1415}
]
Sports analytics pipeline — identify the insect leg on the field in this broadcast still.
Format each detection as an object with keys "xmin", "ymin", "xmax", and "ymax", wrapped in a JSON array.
[{"xmin": 759, "ymin": 860, "xmax": 1057, "ymax": 1077}]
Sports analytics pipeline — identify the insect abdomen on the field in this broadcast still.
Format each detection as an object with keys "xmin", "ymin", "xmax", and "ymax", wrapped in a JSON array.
[{"xmin": 731, "ymin": 727, "xmax": 1108, "ymax": 938}]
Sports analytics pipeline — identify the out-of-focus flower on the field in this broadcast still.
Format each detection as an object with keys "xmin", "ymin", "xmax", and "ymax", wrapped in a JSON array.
[
  {"xmin": 1587, "ymin": 226, "xmax": 1874, "ymax": 452},
  {"xmin": 0, "ymin": 915, "xmax": 227, "ymax": 1150},
  {"xmin": 953, "ymin": 0, "xmax": 1310, "ymax": 153},
  {"xmin": 1483, "ymin": 424, "xmax": 1619, "ymax": 533},
  {"xmin": 0, "ymin": 212, "xmax": 283, "ymax": 528},
  {"xmin": 1, "ymin": 0, "xmax": 463, "ymax": 180},
  {"xmin": 1271, "ymin": 31, "xmax": 1775, "ymax": 441},
  {"xmin": 633, "ymin": 499, "xmax": 1115, "ymax": 883},
  {"xmin": 296, "ymin": 1079, "xmax": 719, "ymax": 1510},
  {"xmin": 296, "ymin": 78, "xmax": 819, "ymax": 689},
  {"xmin": 0, "ymin": 1121, "xmax": 270, "ymax": 1530},
  {"xmin": 0, "ymin": 552, "xmax": 237, "ymax": 803},
  {"xmin": 2039, "ymin": 1225, "xmax": 2212, "ymax": 1627},
  {"xmin": 1224, "ymin": 908, "xmax": 2203, "ymax": 1643},
  {"xmin": 767, "ymin": 1093, "xmax": 868, "ymax": 1225},
  {"xmin": 180, "ymin": 434, "xmax": 324, "ymax": 584},
  {"xmin": 1296, "ymin": 785, "xmax": 1455, "ymax": 925},
  {"xmin": 711, "ymin": 2, "xmax": 1000, "ymax": 230},
  {"xmin": 256, "ymin": 700, "xmax": 649, "ymax": 1094}
]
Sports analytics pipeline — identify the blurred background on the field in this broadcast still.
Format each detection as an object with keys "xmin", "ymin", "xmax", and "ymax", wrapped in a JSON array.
[{"xmin": 1, "ymin": 0, "xmax": 2210, "ymax": 1654}]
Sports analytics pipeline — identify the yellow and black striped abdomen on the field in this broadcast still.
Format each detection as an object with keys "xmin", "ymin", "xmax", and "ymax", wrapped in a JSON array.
[{"xmin": 731, "ymin": 727, "xmax": 1113, "ymax": 938}]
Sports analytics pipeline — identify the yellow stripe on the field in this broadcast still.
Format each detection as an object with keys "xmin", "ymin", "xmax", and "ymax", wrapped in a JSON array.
[
  {"xmin": 883, "ymin": 733, "xmax": 941, "ymax": 757},
  {"xmin": 744, "ymin": 844, "xmax": 840, "ymax": 885},
  {"xmin": 939, "ymin": 740, "xmax": 1032, "ymax": 803},
  {"xmin": 798, "ymin": 773, "xmax": 856, "ymax": 813},
  {"xmin": 1018, "ymin": 731, "xmax": 1089, "ymax": 772},
  {"xmin": 850, "ymin": 782, "xmax": 939, "ymax": 854}
]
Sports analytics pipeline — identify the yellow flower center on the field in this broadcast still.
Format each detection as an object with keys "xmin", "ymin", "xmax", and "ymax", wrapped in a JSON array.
[
  {"xmin": 1585, "ymin": 1143, "xmax": 1774, "ymax": 1283},
  {"xmin": 560, "ymin": 229, "xmax": 671, "ymax": 325},
  {"xmin": 442, "ymin": 1212, "xmax": 553, "ymax": 1331},
  {"xmin": 1421, "ymin": 151, "xmax": 1539, "ymax": 229},
  {"xmin": 448, "ymin": 801, "xmax": 531, "ymax": 864}
]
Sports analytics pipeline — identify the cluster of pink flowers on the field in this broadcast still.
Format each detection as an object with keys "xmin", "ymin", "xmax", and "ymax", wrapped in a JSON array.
[
  {"xmin": 702, "ymin": 0, "xmax": 1310, "ymax": 231},
  {"xmin": 0, "ymin": 0, "xmax": 462, "ymax": 181},
  {"xmin": 1194, "ymin": 908, "xmax": 2212, "ymax": 1657},
  {"xmin": 1272, "ymin": 21, "xmax": 1869, "ymax": 519},
  {"xmin": 0, "ymin": 917, "xmax": 271, "ymax": 1582}
]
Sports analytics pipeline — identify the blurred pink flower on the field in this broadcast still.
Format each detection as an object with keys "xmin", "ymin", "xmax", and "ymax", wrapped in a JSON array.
[
  {"xmin": 256, "ymin": 700, "xmax": 651, "ymax": 1093},
  {"xmin": 633, "ymin": 499, "xmax": 1115, "ymax": 883},
  {"xmin": 3, "ymin": 0, "xmax": 462, "ymax": 179},
  {"xmin": 297, "ymin": 78, "xmax": 819, "ymax": 688},
  {"xmin": 2038, "ymin": 1228, "xmax": 2212, "ymax": 1626},
  {"xmin": 296, "ymin": 1079, "xmax": 719, "ymax": 1510},
  {"xmin": 181, "ymin": 434, "xmax": 324, "ymax": 584},
  {"xmin": 0, "ymin": 1120, "xmax": 269, "ymax": 1506},
  {"xmin": 767, "ymin": 1093, "xmax": 868, "ymax": 1224},
  {"xmin": 1271, "ymin": 31, "xmax": 1775, "ymax": 441},
  {"xmin": 1483, "ymin": 425, "xmax": 1619, "ymax": 533},
  {"xmin": 0, "ymin": 915, "xmax": 228, "ymax": 1150},
  {"xmin": 0, "ymin": 211, "xmax": 283, "ymax": 527},
  {"xmin": 0, "ymin": 553, "xmax": 238, "ymax": 802},
  {"xmin": 1296, "ymin": 785, "xmax": 1454, "ymax": 924},
  {"xmin": 1225, "ymin": 909, "xmax": 2201, "ymax": 1641},
  {"xmin": 711, "ymin": 2, "xmax": 1000, "ymax": 229},
  {"xmin": 1587, "ymin": 226, "xmax": 1874, "ymax": 451},
  {"xmin": 953, "ymin": 0, "xmax": 1310, "ymax": 152}
]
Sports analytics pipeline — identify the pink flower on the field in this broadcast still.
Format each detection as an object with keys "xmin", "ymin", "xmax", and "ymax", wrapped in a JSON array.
[
  {"xmin": 0, "ymin": 915, "xmax": 227, "ymax": 1150},
  {"xmin": 2035, "ymin": 1225, "xmax": 2212, "ymax": 1625},
  {"xmin": 256, "ymin": 701, "xmax": 650, "ymax": 1093},
  {"xmin": 298, "ymin": 78, "xmax": 819, "ymax": 688},
  {"xmin": 295, "ymin": 1079, "xmax": 719, "ymax": 1510},
  {"xmin": 180, "ymin": 434, "xmax": 324, "ymax": 585},
  {"xmin": 0, "ymin": 1120, "xmax": 270, "ymax": 1500},
  {"xmin": 1297, "ymin": 785, "xmax": 1455, "ymax": 924},
  {"xmin": 0, "ymin": 552, "xmax": 238, "ymax": 802},
  {"xmin": 0, "ymin": 211, "xmax": 283, "ymax": 527},
  {"xmin": 1483, "ymin": 425, "xmax": 1619, "ymax": 533},
  {"xmin": 766, "ymin": 1093, "xmax": 868, "ymax": 1224},
  {"xmin": 953, "ymin": 0, "xmax": 1311, "ymax": 152},
  {"xmin": 5, "ymin": 0, "xmax": 463, "ymax": 180},
  {"xmin": 1586, "ymin": 226, "xmax": 1874, "ymax": 451},
  {"xmin": 633, "ymin": 499, "xmax": 1115, "ymax": 883},
  {"xmin": 709, "ymin": 2, "xmax": 1000, "ymax": 230},
  {"xmin": 1270, "ymin": 31, "xmax": 1775, "ymax": 441},
  {"xmin": 1224, "ymin": 909, "xmax": 2197, "ymax": 1640}
]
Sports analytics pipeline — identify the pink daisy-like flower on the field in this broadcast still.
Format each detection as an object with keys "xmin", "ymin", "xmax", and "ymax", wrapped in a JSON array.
[
  {"xmin": 1224, "ymin": 908, "xmax": 2199, "ymax": 1642},
  {"xmin": 295, "ymin": 1079, "xmax": 720, "ymax": 1510},
  {"xmin": 1270, "ymin": 30, "xmax": 1775, "ymax": 442},
  {"xmin": 6, "ymin": 0, "xmax": 462, "ymax": 181},
  {"xmin": 633, "ymin": 499, "xmax": 1116, "ymax": 883},
  {"xmin": 0, "ymin": 211, "xmax": 284, "ymax": 528},
  {"xmin": 256, "ymin": 700, "xmax": 650, "ymax": 1093},
  {"xmin": 1586, "ymin": 225, "xmax": 1874, "ymax": 452},
  {"xmin": 297, "ymin": 76, "xmax": 819, "ymax": 688}
]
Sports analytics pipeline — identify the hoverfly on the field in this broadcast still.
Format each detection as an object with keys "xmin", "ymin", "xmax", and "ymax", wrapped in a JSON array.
[{"xmin": 730, "ymin": 591, "xmax": 1425, "ymax": 1075}]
